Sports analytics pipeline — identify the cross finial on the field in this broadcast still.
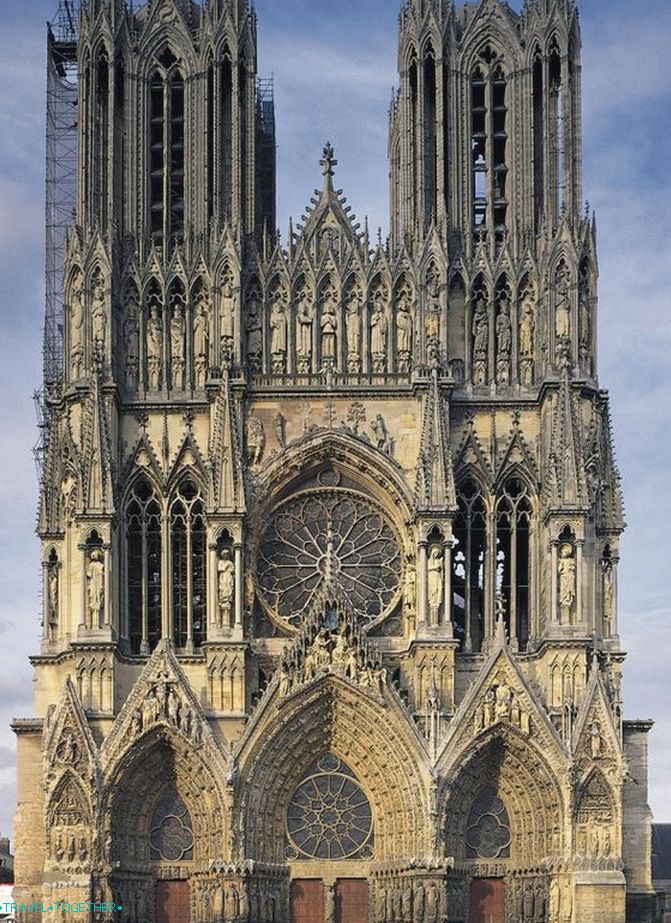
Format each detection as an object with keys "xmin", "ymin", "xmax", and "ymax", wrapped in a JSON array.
[{"xmin": 320, "ymin": 142, "xmax": 337, "ymax": 191}]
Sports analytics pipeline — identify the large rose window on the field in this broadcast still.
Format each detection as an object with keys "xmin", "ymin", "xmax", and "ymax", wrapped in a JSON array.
[{"xmin": 257, "ymin": 489, "xmax": 402, "ymax": 629}]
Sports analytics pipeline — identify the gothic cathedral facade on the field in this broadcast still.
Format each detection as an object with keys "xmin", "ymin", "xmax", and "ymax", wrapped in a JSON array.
[{"xmin": 14, "ymin": 0, "xmax": 658, "ymax": 922}]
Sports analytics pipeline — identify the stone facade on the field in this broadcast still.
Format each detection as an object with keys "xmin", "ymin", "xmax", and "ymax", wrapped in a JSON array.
[{"xmin": 13, "ymin": 0, "xmax": 658, "ymax": 921}]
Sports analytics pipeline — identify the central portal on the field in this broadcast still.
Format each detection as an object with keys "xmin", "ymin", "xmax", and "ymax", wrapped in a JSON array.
[
  {"xmin": 469, "ymin": 878, "xmax": 505, "ymax": 923},
  {"xmin": 290, "ymin": 879, "xmax": 369, "ymax": 923}
]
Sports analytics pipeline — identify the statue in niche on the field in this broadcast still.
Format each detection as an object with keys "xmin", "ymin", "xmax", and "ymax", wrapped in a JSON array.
[
  {"xmin": 47, "ymin": 561, "xmax": 59, "ymax": 639},
  {"xmin": 146, "ymin": 305, "xmax": 163, "ymax": 390},
  {"xmin": 579, "ymin": 294, "xmax": 592, "ymax": 374},
  {"xmin": 86, "ymin": 548, "xmax": 105, "ymax": 629},
  {"xmin": 346, "ymin": 288, "xmax": 362, "ymax": 373},
  {"xmin": 193, "ymin": 291, "xmax": 210, "ymax": 387},
  {"xmin": 555, "ymin": 266, "xmax": 571, "ymax": 359},
  {"xmin": 427, "ymin": 546, "xmax": 444, "ymax": 625},
  {"xmin": 426, "ymin": 882, "xmax": 439, "ymax": 923},
  {"xmin": 245, "ymin": 297, "xmax": 262, "ymax": 372},
  {"xmin": 320, "ymin": 291, "xmax": 338, "ymax": 367},
  {"xmin": 590, "ymin": 719, "xmax": 604, "ymax": 759},
  {"xmin": 170, "ymin": 302, "xmax": 186, "ymax": 390},
  {"xmin": 123, "ymin": 290, "xmax": 140, "ymax": 389},
  {"xmin": 603, "ymin": 563, "xmax": 614, "ymax": 633},
  {"xmin": 61, "ymin": 470, "xmax": 77, "ymax": 522},
  {"xmin": 426, "ymin": 273, "xmax": 442, "ymax": 368},
  {"xmin": 519, "ymin": 292, "xmax": 536, "ymax": 385},
  {"xmin": 70, "ymin": 276, "xmax": 85, "ymax": 379},
  {"xmin": 217, "ymin": 549, "xmax": 235, "ymax": 628},
  {"xmin": 371, "ymin": 414, "xmax": 393, "ymax": 456},
  {"xmin": 404, "ymin": 560, "xmax": 416, "ymax": 614},
  {"xmin": 220, "ymin": 278, "xmax": 236, "ymax": 364},
  {"xmin": 270, "ymin": 293, "xmax": 288, "ymax": 373},
  {"xmin": 472, "ymin": 295, "xmax": 489, "ymax": 385},
  {"xmin": 274, "ymin": 412, "xmax": 286, "ymax": 448},
  {"xmin": 496, "ymin": 294, "xmax": 512, "ymax": 383},
  {"xmin": 396, "ymin": 291, "xmax": 414, "ymax": 373},
  {"xmin": 370, "ymin": 296, "xmax": 388, "ymax": 373},
  {"xmin": 558, "ymin": 543, "xmax": 576, "ymax": 621},
  {"xmin": 548, "ymin": 879, "xmax": 561, "ymax": 923},
  {"xmin": 91, "ymin": 277, "xmax": 107, "ymax": 358},
  {"xmin": 296, "ymin": 293, "xmax": 314, "ymax": 373}
]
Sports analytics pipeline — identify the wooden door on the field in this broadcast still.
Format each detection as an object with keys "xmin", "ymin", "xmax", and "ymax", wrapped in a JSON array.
[
  {"xmin": 291, "ymin": 879, "xmax": 325, "ymax": 923},
  {"xmin": 156, "ymin": 880, "xmax": 190, "ymax": 923},
  {"xmin": 335, "ymin": 879, "xmax": 368, "ymax": 923},
  {"xmin": 469, "ymin": 878, "xmax": 505, "ymax": 923}
]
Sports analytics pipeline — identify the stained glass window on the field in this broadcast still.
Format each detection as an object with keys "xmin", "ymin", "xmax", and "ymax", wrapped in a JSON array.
[
  {"xmin": 286, "ymin": 754, "xmax": 373, "ymax": 860},
  {"xmin": 466, "ymin": 786, "xmax": 511, "ymax": 860},
  {"xmin": 150, "ymin": 790, "xmax": 194, "ymax": 862}
]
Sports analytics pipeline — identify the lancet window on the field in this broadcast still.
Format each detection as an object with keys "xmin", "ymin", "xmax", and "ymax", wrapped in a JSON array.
[
  {"xmin": 452, "ymin": 479, "xmax": 487, "ymax": 652},
  {"xmin": 496, "ymin": 478, "xmax": 533, "ymax": 650},
  {"xmin": 170, "ymin": 479, "xmax": 207, "ymax": 649},
  {"xmin": 149, "ymin": 48, "xmax": 185, "ymax": 243},
  {"xmin": 471, "ymin": 48, "xmax": 508, "ymax": 244},
  {"xmin": 126, "ymin": 478, "xmax": 162, "ymax": 655}
]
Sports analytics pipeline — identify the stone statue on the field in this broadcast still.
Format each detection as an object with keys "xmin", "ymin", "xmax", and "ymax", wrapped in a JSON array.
[
  {"xmin": 320, "ymin": 293, "xmax": 338, "ymax": 367},
  {"xmin": 48, "ymin": 563, "xmax": 59, "ymax": 636},
  {"xmin": 245, "ymin": 299, "xmax": 262, "ymax": 372},
  {"xmin": 270, "ymin": 295, "xmax": 288, "ymax": 373},
  {"xmin": 472, "ymin": 295, "xmax": 489, "ymax": 385},
  {"xmin": 427, "ymin": 546, "xmax": 444, "ymax": 624},
  {"xmin": 193, "ymin": 292, "xmax": 210, "ymax": 387},
  {"xmin": 404, "ymin": 561, "xmax": 416, "ymax": 613},
  {"xmin": 548, "ymin": 878, "xmax": 561, "ymax": 923},
  {"xmin": 146, "ymin": 306, "xmax": 163, "ymax": 390},
  {"xmin": 123, "ymin": 291, "xmax": 140, "ymax": 389},
  {"xmin": 520, "ymin": 294, "xmax": 535, "ymax": 357},
  {"xmin": 86, "ymin": 549, "xmax": 105, "ymax": 629},
  {"xmin": 69, "ymin": 275, "xmax": 85, "ymax": 378},
  {"xmin": 170, "ymin": 303, "xmax": 186, "ymax": 390},
  {"xmin": 413, "ymin": 883, "xmax": 424, "ymax": 922},
  {"xmin": 296, "ymin": 295, "xmax": 314, "ymax": 372},
  {"xmin": 496, "ymin": 296, "xmax": 512, "ymax": 383},
  {"xmin": 603, "ymin": 564, "xmax": 614, "ymax": 632},
  {"xmin": 246, "ymin": 417, "xmax": 266, "ymax": 466},
  {"xmin": 425, "ymin": 882, "xmax": 439, "ymax": 923},
  {"xmin": 91, "ymin": 278, "xmax": 107, "ymax": 357},
  {"xmin": 396, "ymin": 293, "xmax": 414, "ymax": 372},
  {"xmin": 346, "ymin": 289, "xmax": 362, "ymax": 372},
  {"xmin": 221, "ymin": 279, "xmax": 236, "ymax": 362},
  {"xmin": 217, "ymin": 549, "xmax": 235, "ymax": 628},
  {"xmin": 558, "ymin": 543, "xmax": 576, "ymax": 616},
  {"xmin": 370, "ymin": 299, "xmax": 388, "ymax": 373},
  {"xmin": 495, "ymin": 681, "xmax": 513, "ymax": 721},
  {"xmin": 371, "ymin": 414, "xmax": 392, "ymax": 455},
  {"xmin": 590, "ymin": 720, "xmax": 604, "ymax": 759},
  {"xmin": 555, "ymin": 269, "xmax": 571, "ymax": 341},
  {"xmin": 274, "ymin": 412, "xmax": 286, "ymax": 448}
]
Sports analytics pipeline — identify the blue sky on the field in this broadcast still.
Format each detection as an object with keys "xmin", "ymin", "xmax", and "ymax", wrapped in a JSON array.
[{"xmin": 0, "ymin": 0, "xmax": 670, "ymax": 840}]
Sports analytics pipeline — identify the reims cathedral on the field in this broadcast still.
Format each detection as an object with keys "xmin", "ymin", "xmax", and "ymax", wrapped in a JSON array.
[{"xmin": 13, "ymin": 0, "xmax": 658, "ymax": 921}]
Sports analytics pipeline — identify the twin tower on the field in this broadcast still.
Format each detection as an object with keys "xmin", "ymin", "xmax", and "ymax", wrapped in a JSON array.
[{"xmin": 15, "ymin": 2, "xmax": 657, "ymax": 923}]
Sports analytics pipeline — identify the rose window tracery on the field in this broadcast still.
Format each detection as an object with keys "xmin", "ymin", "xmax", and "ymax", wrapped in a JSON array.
[
  {"xmin": 465, "ymin": 786, "xmax": 511, "ymax": 859},
  {"xmin": 286, "ymin": 754, "xmax": 373, "ymax": 860},
  {"xmin": 257, "ymin": 489, "xmax": 402, "ymax": 628},
  {"xmin": 149, "ymin": 790, "xmax": 194, "ymax": 862}
]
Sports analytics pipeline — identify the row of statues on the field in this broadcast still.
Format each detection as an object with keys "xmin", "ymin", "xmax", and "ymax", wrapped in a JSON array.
[
  {"xmin": 196, "ymin": 879, "xmax": 283, "ymax": 923},
  {"xmin": 375, "ymin": 878, "xmax": 447, "ymax": 923},
  {"xmin": 473, "ymin": 678, "xmax": 532, "ymax": 737},
  {"xmin": 52, "ymin": 832, "xmax": 89, "ymax": 869},
  {"xmin": 129, "ymin": 673, "xmax": 203, "ymax": 747}
]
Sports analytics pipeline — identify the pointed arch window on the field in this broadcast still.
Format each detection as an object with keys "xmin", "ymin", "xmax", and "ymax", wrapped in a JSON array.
[
  {"xmin": 170, "ymin": 479, "xmax": 207, "ymax": 649},
  {"xmin": 94, "ymin": 53, "xmax": 110, "ymax": 228},
  {"xmin": 452, "ymin": 479, "xmax": 488, "ymax": 652},
  {"xmin": 150, "ymin": 789, "xmax": 194, "ymax": 862},
  {"xmin": 126, "ymin": 478, "xmax": 162, "ymax": 655},
  {"xmin": 466, "ymin": 786, "xmax": 511, "ymax": 860},
  {"xmin": 496, "ymin": 478, "xmax": 533, "ymax": 650},
  {"xmin": 549, "ymin": 38, "xmax": 565, "ymax": 221},
  {"xmin": 149, "ymin": 48, "xmax": 185, "ymax": 244},
  {"xmin": 471, "ymin": 48, "xmax": 508, "ymax": 245}
]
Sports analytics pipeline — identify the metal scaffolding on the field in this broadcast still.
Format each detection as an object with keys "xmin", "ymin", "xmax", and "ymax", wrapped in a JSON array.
[
  {"xmin": 256, "ymin": 75, "xmax": 276, "ymax": 234},
  {"xmin": 44, "ymin": 0, "xmax": 79, "ymax": 388}
]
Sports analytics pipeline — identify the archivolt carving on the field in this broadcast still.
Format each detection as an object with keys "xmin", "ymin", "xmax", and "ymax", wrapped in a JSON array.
[{"xmin": 236, "ymin": 679, "xmax": 429, "ymax": 864}]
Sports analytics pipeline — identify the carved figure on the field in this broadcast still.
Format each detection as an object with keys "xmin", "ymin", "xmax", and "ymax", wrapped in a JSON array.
[
  {"xmin": 558, "ymin": 543, "xmax": 576, "ymax": 615},
  {"xmin": 48, "ymin": 563, "xmax": 59, "ymax": 634},
  {"xmin": 194, "ymin": 293, "xmax": 210, "ymax": 386},
  {"xmin": 123, "ymin": 290, "xmax": 140, "ymax": 389},
  {"xmin": 221, "ymin": 279, "xmax": 236, "ymax": 358},
  {"xmin": 274, "ymin": 412, "xmax": 286, "ymax": 448},
  {"xmin": 548, "ymin": 878, "xmax": 561, "ymax": 923},
  {"xmin": 246, "ymin": 417, "xmax": 266, "ymax": 466},
  {"xmin": 346, "ymin": 290, "xmax": 362, "ymax": 371},
  {"xmin": 590, "ymin": 719, "xmax": 604, "ymax": 759},
  {"xmin": 320, "ymin": 294, "xmax": 338, "ymax": 366},
  {"xmin": 555, "ymin": 269, "xmax": 571, "ymax": 341},
  {"xmin": 496, "ymin": 295, "xmax": 512, "ymax": 385},
  {"xmin": 86, "ymin": 549, "xmax": 105, "ymax": 629},
  {"xmin": 296, "ymin": 295, "xmax": 314, "ymax": 370},
  {"xmin": 404, "ymin": 562, "xmax": 416, "ymax": 613},
  {"xmin": 245, "ymin": 299, "xmax": 262, "ymax": 371},
  {"xmin": 427, "ymin": 546, "xmax": 444, "ymax": 623},
  {"xmin": 170, "ymin": 303, "xmax": 186, "ymax": 390},
  {"xmin": 396, "ymin": 293, "xmax": 414, "ymax": 371},
  {"xmin": 472, "ymin": 295, "xmax": 489, "ymax": 384},
  {"xmin": 370, "ymin": 300, "xmax": 388, "ymax": 372},
  {"xmin": 217, "ymin": 550, "xmax": 235, "ymax": 628},
  {"xmin": 520, "ymin": 294, "xmax": 535, "ymax": 356},
  {"xmin": 91, "ymin": 278, "xmax": 107, "ymax": 356},
  {"xmin": 270, "ymin": 296, "xmax": 288, "ymax": 372},
  {"xmin": 371, "ymin": 414, "xmax": 392, "ymax": 455},
  {"xmin": 603, "ymin": 564, "xmax": 614, "ymax": 632},
  {"xmin": 146, "ymin": 306, "xmax": 163, "ymax": 390},
  {"xmin": 70, "ymin": 276, "xmax": 85, "ymax": 378}
]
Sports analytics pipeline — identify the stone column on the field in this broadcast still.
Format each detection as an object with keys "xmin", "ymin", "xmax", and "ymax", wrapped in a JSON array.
[
  {"xmin": 103, "ymin": 543, "xmax": 111, "ymax": 628},
  {"xmin": 418, "ymin": 540, "xmax": 428, "ymax": 627},
  {"xmin": 79, "ymin": 542, "xmax": 87, "ymax": 630},
  {"xmin": 551, "ymin": 540, "xmax": 559, "ymax": 624},
  {"xmin": 234, "ymin": 543, "xmax": 243, "ymax": 628},
  {"xmin": 576, "ymin": 539, "xmax": 584, "ymax": 626},
  {"xmin": 442, "ymin": 536, "xmax": 454, "ymax": 638}
]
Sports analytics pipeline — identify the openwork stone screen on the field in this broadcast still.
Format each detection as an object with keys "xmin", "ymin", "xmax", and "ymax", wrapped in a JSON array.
[
  {"xmin": 150, "ymin": 790, "xmax": 194, "ymax": 862},
  {"xmin": 466, "ymin": 785, "xmax": 512, "ymax": 860},
  {"xmin": 258, "ymin": 490, "xmax": 402, "ymax": 628},
  {"xmin": 286, "ymin": 754, "xmax": 374, "ymax": 860}
]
